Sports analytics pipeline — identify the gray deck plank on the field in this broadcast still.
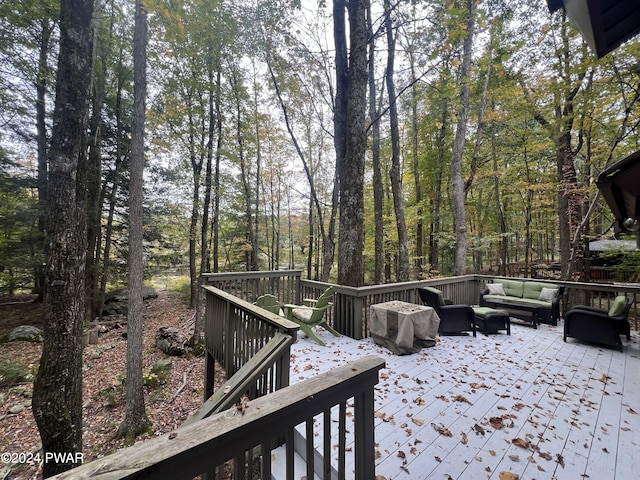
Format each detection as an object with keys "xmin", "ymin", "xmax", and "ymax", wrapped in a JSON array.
[{"xmin": 287, "ymin": 321, "xmax": 640, "ymax": 479}]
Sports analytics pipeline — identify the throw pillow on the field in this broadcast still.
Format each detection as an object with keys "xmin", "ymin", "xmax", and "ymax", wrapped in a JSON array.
[
  {"xmin": 538, "ymin": 287, "xmax": 559, "ymax": 302},
  {"xmin": 486, "ymin": 283, "xmax": 506, "ymax": 296},
  {"xmin": 608, "ymin": 296, "xmax": 627, "ymax": 317}
]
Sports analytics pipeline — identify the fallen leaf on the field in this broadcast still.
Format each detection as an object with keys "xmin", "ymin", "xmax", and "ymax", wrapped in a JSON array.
[
  {"xmin": 453, "ymin": 394, "xmax": 472, "ymax": 404},
  {"xmin": 414, "ymin": 396, "xmax": 426, "ymax": 406},
  {"xmin": 498, "ymin": 472, "xmax": 519, "ymax": 480},
  {"xmin": 431, "ymin": 423, "xmax": 453, "ymax": 437},
  {"xmin": 461, "ymin": 432, "xmax": 468, "ymax": 444},
  {"xmin": 490, "ymin": 416, "xmax": 505, "ymax": 429},
  {"xmin": 473, "ymin": 424, "xmax": 486, "ymax": 436},
  {"xmin": 628, "ymin": 408, "xmax": 638, "ymax": 415},
  {"xmin": 412, "ymin": 418, "xmax": 425, "ymax": 427},
  {"xmin": 511, "ymin": 438, "xmax": 530, "ymax": 449},
  {"xmin": 556, "ymin": 453, "xmax": 565, "ymax": 468},
  {"xmin": 539, "ymin": 452, "xmax": 552, "ymax": 461}
]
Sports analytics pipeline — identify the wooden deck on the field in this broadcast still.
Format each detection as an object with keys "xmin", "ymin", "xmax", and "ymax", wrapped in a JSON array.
[{"xmin": 282, "ymin": 320, "xmax": 640, "ymax": 480}]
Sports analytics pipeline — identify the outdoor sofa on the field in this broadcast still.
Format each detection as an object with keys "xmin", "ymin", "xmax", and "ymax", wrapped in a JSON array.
[{"xmin": 480, "ymin": 278, "xmax": 564, "ymax": 326}]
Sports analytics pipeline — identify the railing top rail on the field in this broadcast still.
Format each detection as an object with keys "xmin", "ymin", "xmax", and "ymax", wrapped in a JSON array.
[
  {"xmin": 301, "ymin": 275, "xmax": 479, "ymax": 296},
  {"xmin": 202, "ymin": 270, "xmax": 303, "ymax": 282},
  {"xmin": 51, "ymin": 355, "xmax": 386, "ymax": 480},
  {"xmin": 203, "ymin": 285, "xmax": 300, "ymax": 333}
]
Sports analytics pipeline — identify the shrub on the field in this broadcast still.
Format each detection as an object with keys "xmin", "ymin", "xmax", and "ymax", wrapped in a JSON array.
[{"xmin": 0, "ymin": 359, "xmax": 33, "ymax": 387}]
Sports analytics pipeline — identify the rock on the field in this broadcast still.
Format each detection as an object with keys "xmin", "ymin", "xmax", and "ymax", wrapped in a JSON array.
[
  {"xmin": 155, "ymin": 326, "xmax": 189, "ymax": 356},
  {"xmin": 102, "ymin": 286, "xmax": 158, "ymax": 316},
  {"xmin": 8, "ymin": 325, "xmax": 43, "ymax": 343},
  {"xmin": 8, "ymin": 404, "xmax": 24, "ymax": 414},
  {"xmin": 82, "ymin": 328, "xmax": 99, "ymax": 348}
]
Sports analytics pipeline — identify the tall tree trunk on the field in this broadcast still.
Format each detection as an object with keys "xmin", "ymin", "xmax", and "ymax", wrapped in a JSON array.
[
  {"xmin": 368, "ymin": 0, "xmax": 384, "ymax": 285},
  {"xmin": 86, "ymin": 6, "xmax": 109, "ymax": 320},
  {"xmin": 212, "ymin": 68, "xmax": 222, "ymax": 273},
  {"xmin": 267, "ymin": 57, "xmax": 336, "ymax": 280},
  {"xmin": 451, "ymin": 0, "xmax": 476, "ymax": 276},
  {"xmin": 490, "ymin": 105, "xmax": 508, "ymax": 275},
  {"xmin": 384, "ymin": 0, "xmax": 409, "ymax": 282},
  {"xmin": 336, "ymin": 0, "xmax": 367, "ymax": 287},
  {"xmin": 35, "ymin": 18, "xmax": 54, "ymax": 300},
  {"xmin": 32, "ymin": 0, "xmax": 95, "ymax": 476},
  {"xmin": 409, "ymin": 51, "xmax": 423, "ymax": 279},
  {"xmin": 429, "ymin": 95, "xmax": 448, "ymax": 273},
  {"xmin": 193, "ymin": 49, "xmax": 218, "ymax": 346},
  {"xmin": 116, "ymin": 0, "xmax": 150, "ymax": 441}
]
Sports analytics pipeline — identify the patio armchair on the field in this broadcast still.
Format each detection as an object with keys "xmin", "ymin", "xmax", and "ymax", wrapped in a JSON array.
[
  {"xmin": 418, "ymin": 287, "xmax": 476, "ymax": 336},
  {"xmin": 284, "ymin": 286, "xmax": 340, "ymax": 346},
  {"xmin": 255, "ymin": 294, "xmax": 284, "ymax": 316},
  {"xmin": 563, "ymin": 295, "xmax": 632, "ymax": 351}
]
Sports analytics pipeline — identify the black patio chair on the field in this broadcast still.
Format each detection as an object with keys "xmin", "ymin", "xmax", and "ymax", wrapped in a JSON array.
[
  {"xmin": 418, "ymin": 287, "xmax": 476, "ymax": 337},
  {"xmin": 563, "ymin": 295, "xmax": 632, "ymax": 351}
]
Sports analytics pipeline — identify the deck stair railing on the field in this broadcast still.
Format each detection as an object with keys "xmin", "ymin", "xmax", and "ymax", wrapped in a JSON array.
[
  {"xmin": 51, "ymin": 356, "xmax": 385, "ymax": 480},
  {"xmin": 202, "ymin": 285, "xmax": 300, "ymax": 400}
]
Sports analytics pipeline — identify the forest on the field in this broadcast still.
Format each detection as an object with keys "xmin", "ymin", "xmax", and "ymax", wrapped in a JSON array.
[
  {"xmin": 2, "ymin": 0, "xmax": 640, "ymax": 301},
  {"xmin": 2, "ymin": 0, "xmax": 640, "ymax": 475}
]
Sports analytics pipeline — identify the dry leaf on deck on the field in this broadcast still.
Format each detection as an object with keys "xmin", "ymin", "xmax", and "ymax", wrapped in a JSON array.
[
  {"xmin": 414, "ymin": 396, "xmax": 426, "ymax": 405},
  {"xmin": 412, "ymin": 418, "xmax": 425, "ymax": 426},
  {"xmin": 490, "ymin": 416, "xmax": 505, "ymax": 429},
  {"xmin": 498, "ymin": 472, "xmax": 519, "ymax": 480},
  {"xmin": 431, "ymin": 423, "xmax": 453, "ymax": 437},
  {"xmin": 539, "ymin": 451, "xmax": 552, "ymax": 461},
  {"xmin": 453, "ymin": 394, "xmax": 472, "ymax": 404},
  {"xmin": 473, "ymin": 424, "xmax": 486, "ymax": 436},
  {"xmin": 511, "ymin": 438, "xmax": 530, "ymax": 449},
  {"xmin": 627, "ymin": 407, "xmax": 638, "ymax": 415},
  {"xmin": 461, "ymin": 432, "xmax": 468, "ymax": 444}
]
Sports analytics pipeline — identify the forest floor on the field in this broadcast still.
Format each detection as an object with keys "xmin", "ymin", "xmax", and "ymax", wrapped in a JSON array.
[{"xmin": 0, "ymin": 288, "xmax": 224, "ymax": 480}]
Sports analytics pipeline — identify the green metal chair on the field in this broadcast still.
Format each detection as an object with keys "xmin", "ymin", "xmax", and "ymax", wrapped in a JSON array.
[
  {"xmin": 284, "ymin": 286, "xmax": 340, "ymax": 346},
  {"xmin": 255, "ymin": 294, "xmax": 284, "ymax": 316}
]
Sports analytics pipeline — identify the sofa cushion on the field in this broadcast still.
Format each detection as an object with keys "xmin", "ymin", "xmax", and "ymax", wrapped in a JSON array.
[
  {"xmin": 608, "ymin": 296, "xmax": 627, "ymax": 317},
  {"xmin": 523, "ymin": 281, "xmax": 560, "ymax": 301},
  {"xmin": 486, "ymin": 283, "xmax": 506, "ymax": 296},
  {"xmin": 495, "ymin": 279, "xmax": 523, "ymax": 298},
  {"xmin": 538, "ymin": 287, "xmax": 559, "ymax": 302}
]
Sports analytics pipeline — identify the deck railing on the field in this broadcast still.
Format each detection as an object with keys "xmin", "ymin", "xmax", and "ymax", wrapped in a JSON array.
[
  {"xmin": 52, "ymin": 356, "xmax": 385, "ymax": 480},
  {"xmin": 203, "ymin": 271, "xmax": 640, "ymax": 335},
  {"xmin": 202, "ymin": 285, "xmax": 300, "ymax": 399}
]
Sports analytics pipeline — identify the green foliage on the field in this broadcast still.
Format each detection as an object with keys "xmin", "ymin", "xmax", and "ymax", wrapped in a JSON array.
[
  {"xmin": 166, "ymin": 276, "xmax": 191, "ymax": 303},
  {"xmin": 0, "ymin": 359, "xmax": 34, "ymax": 387},
  {"xmin": 143, "ymin": 359, "xmax": 172, "ymax": 387}
]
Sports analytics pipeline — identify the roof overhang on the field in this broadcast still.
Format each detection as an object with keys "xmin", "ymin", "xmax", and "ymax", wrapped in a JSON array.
[
  {"xmin": 596, "ymin": 150, "xmax": 640, "ymax": 233},
  {"xmin": 547, "ymin": 0, "xmax": 640, "ymax": 58}
]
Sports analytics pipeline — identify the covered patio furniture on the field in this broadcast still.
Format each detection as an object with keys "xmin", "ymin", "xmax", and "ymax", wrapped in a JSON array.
[
  {"xmin": 563, "ymin": 295, "xmax": 632, "ymax": 351},
  {"xmin": 284, "ymin": 286, "xmax": 340, "ymax": 346},
  {"xmin": 418, "ymin": 287, "xmax": 476, "ymax": 336}
]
